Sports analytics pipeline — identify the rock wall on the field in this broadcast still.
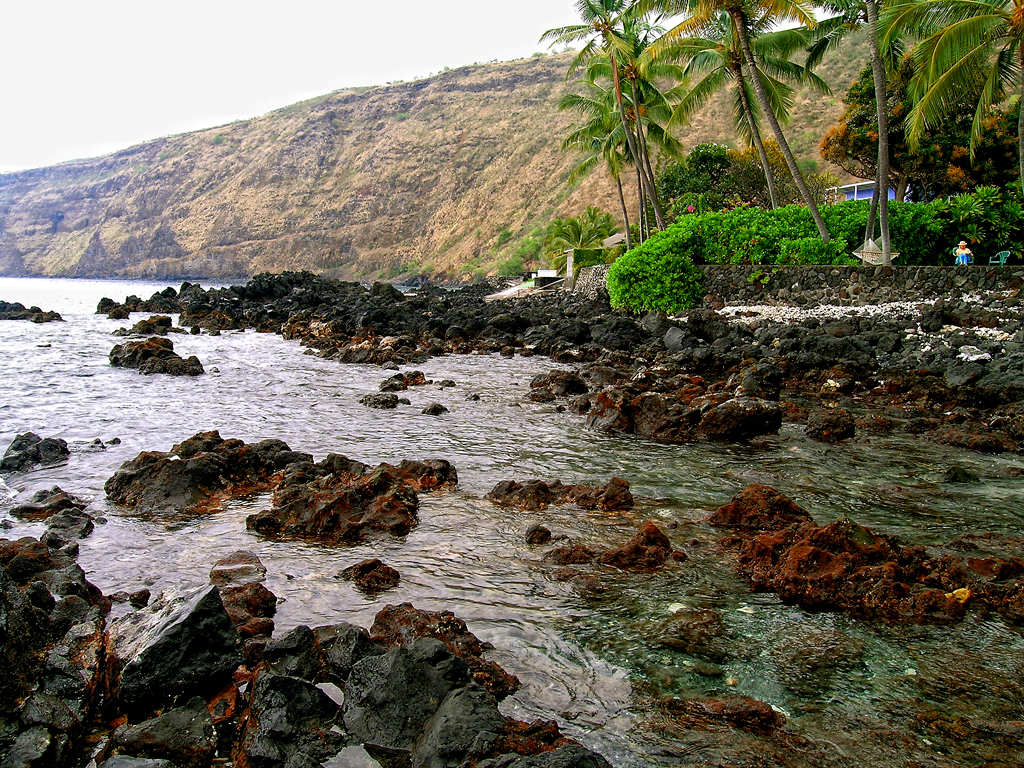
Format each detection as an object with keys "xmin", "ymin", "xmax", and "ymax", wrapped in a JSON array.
[{"xmin": 575, "ymin": 264, "xmax": 1024, "ymax": 307}]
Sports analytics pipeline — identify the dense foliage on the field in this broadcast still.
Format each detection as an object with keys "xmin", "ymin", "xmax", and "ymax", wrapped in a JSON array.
[
  {"xmin": 607, "ymin": 192, "xmax": 1022, "ymax": 312},
  {"xmin": 607, "ymin": 224, "xmax": 705, "ymax": 313},
  {"xmin": 657, "ymin": 143, "xmax": 838, "ymax": 215},
  {"xmin": 821, "ymin": 60, "xmax": 1020, "ymax": 202}
]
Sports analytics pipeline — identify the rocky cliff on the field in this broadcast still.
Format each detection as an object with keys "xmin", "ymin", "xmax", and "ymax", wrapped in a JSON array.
[{"xmin": 0, "ymin": 47, "xmax": 861, "ymax": 282}]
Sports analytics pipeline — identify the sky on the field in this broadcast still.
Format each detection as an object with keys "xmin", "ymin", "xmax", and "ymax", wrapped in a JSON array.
[{"xmin": 0, "ymin": 0, "xmax": 583, "ymax": 174}]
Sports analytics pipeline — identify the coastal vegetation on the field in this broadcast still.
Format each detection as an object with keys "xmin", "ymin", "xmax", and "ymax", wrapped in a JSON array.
[{"xmin": 548, "ymin": 0, "xmax": 1022, "ymax": 297}]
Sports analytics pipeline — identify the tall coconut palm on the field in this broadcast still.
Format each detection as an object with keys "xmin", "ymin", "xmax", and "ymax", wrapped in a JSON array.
[
  {"xmin": 541, "ymin": 0, "xmax": 670, "ymax": 229},
  {"xmin": 882, "ymin": 0, "xmax": 1024, "ymax": 184},
  {"xmin": 560, "ymin": 84, "xmax": 636, "ymax": 249},
  {"xmin": 810, "ymin": 0, "xmax": 900, "ymax": 263},
  {"xmin": 647, "ymin": 0, "xmax": 832, "ymax": 242},
  {"xmin": 584, "ymin": 47, "xmax": 688, "ymax": 236},
  {"xmin": 666, "ymin": 11, "xmax": 829, "ymax": 209}
]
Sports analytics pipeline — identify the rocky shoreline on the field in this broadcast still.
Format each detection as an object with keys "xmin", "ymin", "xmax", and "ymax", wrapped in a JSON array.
[{"xmin": 3, "ymin": 269, "xmax": 1024, "ymax": 767}]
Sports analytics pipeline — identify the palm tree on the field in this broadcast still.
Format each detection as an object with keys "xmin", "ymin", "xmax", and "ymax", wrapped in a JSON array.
[
  {"xmin": 544, "ymin": 207, "xmax": 621, "ymax": 271},
  {"xmin": 666, "ymin": 12, "xmax": 829, "ymax": 210},
  {"xmin": 882, "ymin": 0, "xmax": 1024, "ymax": 184},
  {"xmin": 560, "ymin": 84, "xmax": 636, "ymax": 249},
  {"xmin": 583, "ymin": 48, "xmax": 688, "ymax": 237},
  {"xmin": 541, "ymin": 0, "xmax": 670, "ymax": 229},
  {"xmin": 648, "ymin": 0, "xmax": 832, "ymax": 242},
  {"xmin": 811, "ymin": 0, "xmax": 899, "ymax": 262}
]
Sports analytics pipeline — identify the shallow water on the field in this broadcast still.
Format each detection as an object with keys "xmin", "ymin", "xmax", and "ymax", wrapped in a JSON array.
[{"xmin": 2, "ymin": 277, "xmax": 1023, "ymax": 767}]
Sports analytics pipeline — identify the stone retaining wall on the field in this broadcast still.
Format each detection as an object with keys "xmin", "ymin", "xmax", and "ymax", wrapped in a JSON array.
[{"xmin": 574, "ymin": 263, "xmax": 1024, "ymax": 306}]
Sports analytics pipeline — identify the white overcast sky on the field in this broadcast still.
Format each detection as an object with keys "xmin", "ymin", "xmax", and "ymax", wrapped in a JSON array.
[{"xmin": 0, "ymin": 0, "xmax": 583, "ymax": 174}]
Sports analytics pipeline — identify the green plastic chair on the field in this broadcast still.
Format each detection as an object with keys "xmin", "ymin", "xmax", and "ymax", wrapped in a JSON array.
[{"xmin": 990, "ymin": 250, "xmax": 1010, "ymax": 266}]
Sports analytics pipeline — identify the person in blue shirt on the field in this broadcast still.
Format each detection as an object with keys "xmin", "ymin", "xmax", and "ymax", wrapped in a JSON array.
[{"xmin": 954, "ymin": 241, "xmax": 973, "ymax": 265}]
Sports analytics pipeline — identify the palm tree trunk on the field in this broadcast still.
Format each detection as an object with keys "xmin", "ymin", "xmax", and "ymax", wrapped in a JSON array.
[
  {"xmin": 616, "ymin": 175, "xmax": 633, "ymax": 250},
  {"xmin": 610, "ymin": 50, "xmax": 663, "ymax": 231},
  {"xmin": 736, "ymin": 64, "xmax": 779, "ymax": 210},
  {"xmin": 629, "ymin": 80, "xmax": 668, "ymax": 230},
  {"xmin": 636, "ymin": 169, "xmax": 646, "ymax": 243},
  {"xmin": 1019, "ymin": 48, "xmax": 1024, "ymax": 185},
  {"xmin": 865, "ymin": 176, "xmax": 879, "ymax": 242},
  {"xmin": 731, "ymin": 9, "xmax": 830, "ymax": 243},
  {"xmin": 866, "ymin": 0, "xmax": 891, "ymax": 264}
]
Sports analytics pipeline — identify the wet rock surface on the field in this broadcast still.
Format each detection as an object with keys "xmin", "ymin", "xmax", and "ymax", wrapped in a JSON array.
[
  {"xmin": 2, "ymin": 433, "xmax": 71, "ymax": 472},
  {"xmin": 91, "ymin": 271, "xmax": 1024, "ymax": 455},
  {"xmin": 104, "ymin": 431, "xmax": 304, "ymax": 513},
  {"xmin": 714, "ymin": 483, "xmax": 1024, "ymax": 624},
  {"xmin": 0, "ymin": 300, "xmax": 63, "ymax": 322},
  {"xmin": 109, "ymin": 337, "xmax": 204, "ymax": 376},
  {"xmin": 485, "ymin": 477, "xmax": 633, "ymax": 511},
  {"xmin": 1, "ymin": 539, "xmax": 608, "ymax": 768}
]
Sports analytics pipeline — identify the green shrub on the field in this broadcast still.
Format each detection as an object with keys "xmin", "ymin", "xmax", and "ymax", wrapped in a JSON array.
[
  {"xmin": 607, "ymin": 223, "xmax": 705, "ymax": 313},
  {"xmin": 779, "ymin": 236, "xmax": 854, "ymax": 265},
  {"xmin": 498, "ymin": 256, "xmax": 523, "ymax": 276}
]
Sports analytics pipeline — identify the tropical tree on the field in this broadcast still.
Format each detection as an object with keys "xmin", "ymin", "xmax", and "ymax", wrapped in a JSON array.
[
  {"xmin": 883, "ymin": 0, "xmax": 1024, "ymax": 184},
  {"xmin": 647, "ymin": 0, "xmax": 832, "ymax": 242},
  {"xmin": 560, "ymin": 83, "xmax": 636, "ymax": 249},
  {"xmin": 541, "ymin": 0, "xmax": 671, "ymax": 229},
  {"xmin": 666, "ymin": 11, "xmax": 828, "ymax": 210},
  {"xmin": 821, "ymin": 58, "xmax": 1021, "ymax": 200},
  {"xmin": 544, "ymin": 207, "xmax": 621, "ymax": 271},
  {"xmin": 583, "ymin": 47, "xmax": 687, "ymax": 237},
  {"xmin": 809, "ymin": 0, "xmax": 901, "ymax": 262}
]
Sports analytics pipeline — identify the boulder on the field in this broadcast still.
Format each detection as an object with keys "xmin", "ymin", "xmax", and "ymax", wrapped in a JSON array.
[
  {"xmin": 651, "ymin": 608, "xmax": 734, "ymax": 663},
  {"xmin": 804, "ymin": 407, "xmax": 856, "ymax": 442},
  {"xmin": 247, "ymin": 461, "xmax": 420, "ymax": 543},
  {"xmin": 369, "ymin": 603, "xmax": 520, "ymax": 700},
  {"xmin": 597, "ymin": 522, "xmax": 674, "ymax": 571},
  {"xmin": 343, "ymin": 638, "xmax": 470, "ymax": 751},
  {"xmin": 314, "ymin": 622, "xmax": 384, "ymax": 683},
  {"xmin": 262, "ymin": 625, "xmax": 321, "ymax": 681},
  {"xmin": 10, "ymin": 486, "xmax": 87, "ymax": 520},
  {"xmin": 697, "ymin": 397, "xmax": 782, "ymax": 441},
  {"xmin": 341, "ymin": 559, "xmax": 401, "ymax": 593},
  {"xmin": 109, "ymin": 696, "xmax": 216, "ymax": 768},
  {"xmin": 105, "ymin": 432, "xmax": 304, "ymax": 513},
  {"xmin": 109, "ymin": 337, "xmax": 204, "ymax": 376},
  {"xmin": 708, "ymin": 483, "xmax": 812, "ymax": 531},
  {"xmin": 359, "ymin": 393, "xmax": 399, "ymax": 409},
  {"xmin": 1, "ymin": 433, "xmax": 70, "ymax": 472},
  {"xmin": 410, "ymin": 684, "xmax": 505, "ymax": 768},
  {"xmin": 234, "ymin": 673, "xmax": 346, "ymax": 768},
  {"xmin": 106, "ymin": 584, "xmax": 243, "ymax": 716}
]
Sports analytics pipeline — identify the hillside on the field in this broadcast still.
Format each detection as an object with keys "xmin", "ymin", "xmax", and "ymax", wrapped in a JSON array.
[{"xmin": 0, "ymin": 41, "xmax": 868, "ymax": 282}]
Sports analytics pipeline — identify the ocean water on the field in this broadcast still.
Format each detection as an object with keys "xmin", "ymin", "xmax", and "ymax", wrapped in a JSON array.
[{"xmin": 1, "ymin": 276, "xmax": 1023, "ymax": 767}]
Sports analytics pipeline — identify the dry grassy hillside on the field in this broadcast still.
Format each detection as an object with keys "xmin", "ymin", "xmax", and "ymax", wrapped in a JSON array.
[{"xmin": 0, "ymin": 41, "xmax": 868, "ymax": 282}]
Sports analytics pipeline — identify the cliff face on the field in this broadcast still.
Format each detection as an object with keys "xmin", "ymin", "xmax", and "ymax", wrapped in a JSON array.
[{"xmin": 0, "ymin": 48, "xmax": 859, "ymax": 282}]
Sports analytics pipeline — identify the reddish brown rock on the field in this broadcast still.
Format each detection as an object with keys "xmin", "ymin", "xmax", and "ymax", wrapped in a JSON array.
[
  {"xmin": 700, "ymin": 696, "xmax": 787, "ymax": 734},
  {"xmin": 719, "ymin": 488, "xmax": 1024, "ymax": 624},
  {"xmin": 485, "ymin": 477, "xmax": 633, "ymax": 511},
  {"xmin": 369, "ymin": 603, "xmax": 520, "ymax": 700},
  {"xmin": 105, "ymin": 432, "xmax": 306, "ymax": 513},
  {"xmin": 934, "ymin": 427, "xmax": 1016, "ymax": 454},
  {"xmin": 340, "ymin": 558, "xmax": 400, "ymax": 592},
  {"xmin": 697, "ymin": 397, "xmax": 782, "ymax": 441},
  {"xmin": 543, "ymin": 544, "xmax": 597, "ymax": 565},
  {"xmin": 804, "ymin": 407, "xmax": 856, "ymax": 442},
  {"xmin": 597, "ymin": 522, "xmax": 674, "ymax": 571},
  {"xmin": 248, "ymin": 461, "xmax": 420, "ymax": 542},
  {"xmin": 708, "ymin": 483, "xmax": 813, "ymax": 531}
]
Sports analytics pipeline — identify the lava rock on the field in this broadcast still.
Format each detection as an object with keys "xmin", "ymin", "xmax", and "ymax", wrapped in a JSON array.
[
  {"xmin": 109, "ymin": 337, "xmax": 204, "ymax": 376},
  {"xmin": 1, "ymin": 433, "xmax": 70, "ymax": 472},
  {"xmin": 805, "ymin": 407, "xmax": 856, "ymax": 442},
  {"xmin": 341, "ymin": 559, "xmax": 401, "ymax": 592},
  {"xmin": 106, "ymin": 584, "xmax": 243, "ymax": 716}
]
